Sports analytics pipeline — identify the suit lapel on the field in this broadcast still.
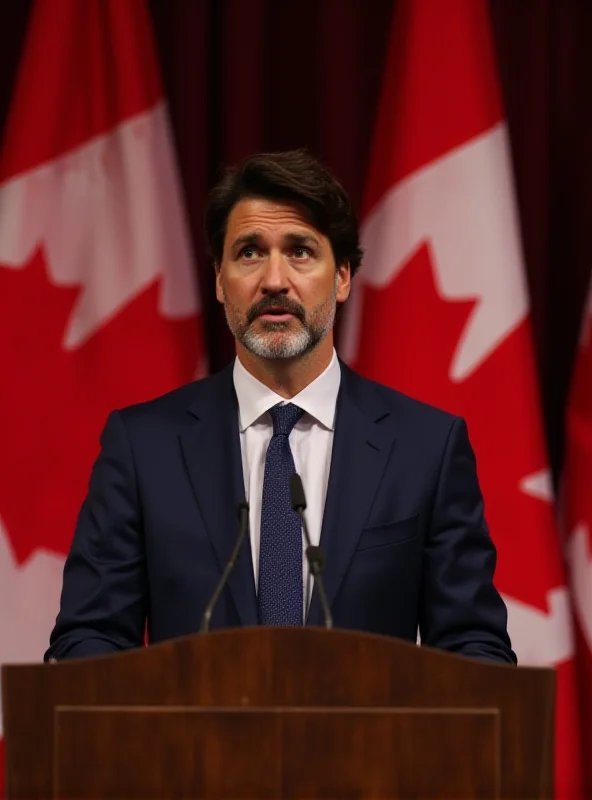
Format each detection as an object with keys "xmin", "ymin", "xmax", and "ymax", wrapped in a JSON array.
[
  {"xmin": 179, "ymin": 365, "xmax": 258, "ymax": 626},
  {"xmin": 307, "ymin": 364, "xmax": 397, "ymax": 626}
]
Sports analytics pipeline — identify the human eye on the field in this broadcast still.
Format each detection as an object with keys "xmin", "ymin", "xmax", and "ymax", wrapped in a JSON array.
[
  {"xmin": 239, "ymin": 245, "xmax": 259, "ymax": 260},
  {"xmin": 291, "ymin": 245, "xmax": 312, "ymax": 260}
]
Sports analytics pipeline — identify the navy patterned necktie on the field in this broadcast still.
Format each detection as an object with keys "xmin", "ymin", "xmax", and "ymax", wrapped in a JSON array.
[{"xmin": 257, "ymin": 402, "xmax": 305, "ymax": 625}]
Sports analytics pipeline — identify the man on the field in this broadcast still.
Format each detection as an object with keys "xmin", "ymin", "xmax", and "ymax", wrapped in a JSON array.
[{"xmin": 45, "ymin": 149, "xmax": 516, "ymax": 664}]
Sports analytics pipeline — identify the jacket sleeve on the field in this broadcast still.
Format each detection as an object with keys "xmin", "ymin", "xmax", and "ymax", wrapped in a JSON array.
[
  {"xmin": 44, "ymin": 410, "xmax": 147, "ymax": 661},
  {"xmin": 419, "ymin": 416, "xmax": 517, "ymax": 664}
]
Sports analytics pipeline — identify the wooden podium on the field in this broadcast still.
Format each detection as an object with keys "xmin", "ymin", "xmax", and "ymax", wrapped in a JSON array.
[{"xmin": 1, "ymin": 627, "xmax": 554, "ymax": 799}]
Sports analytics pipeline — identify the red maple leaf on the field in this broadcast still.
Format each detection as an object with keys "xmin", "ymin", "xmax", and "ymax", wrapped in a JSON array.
[
  {"xmin": 0, "ymin": 247, "xmax": 200, "ymax": 562},
  {"xmin": 352, "ymin": 243, "xmax": 563, "ymax": 611}
]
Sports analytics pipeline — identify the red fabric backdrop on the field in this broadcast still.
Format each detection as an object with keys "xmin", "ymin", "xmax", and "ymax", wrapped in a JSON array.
[{"xmin": 1, "ymin": 0, "xmax": 590, "ymax": 479}]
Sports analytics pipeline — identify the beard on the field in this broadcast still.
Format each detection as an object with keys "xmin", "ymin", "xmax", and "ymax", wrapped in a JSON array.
[{"xmin": 223, "ymin": 289, "xmax": 337, "ymax": 360}]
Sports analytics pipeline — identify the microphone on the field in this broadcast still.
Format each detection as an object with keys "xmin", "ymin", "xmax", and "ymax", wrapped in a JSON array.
[
  {"xmin": 289, "ymin": 473, "xmax": 333, "ymax": 630},
  {"xmin": 200, "ymin": 500, "xmax": 250, "ymax": 634}
]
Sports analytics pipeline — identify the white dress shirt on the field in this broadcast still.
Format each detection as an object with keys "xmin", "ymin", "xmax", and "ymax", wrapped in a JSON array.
[{"xmin": 233, "ymin": 350, "xmax": 341, "ymax": 611}]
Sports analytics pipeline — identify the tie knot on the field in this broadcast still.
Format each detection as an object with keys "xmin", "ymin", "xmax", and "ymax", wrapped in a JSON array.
[{"xmin": 269, "ymin": 403, "xmax": 303, "ymax": 436}]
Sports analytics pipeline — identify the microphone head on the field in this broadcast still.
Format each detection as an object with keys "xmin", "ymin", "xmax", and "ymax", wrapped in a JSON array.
[{"xmin": 289, "ymin": 473, "xmax": 306, "ymax": 511}]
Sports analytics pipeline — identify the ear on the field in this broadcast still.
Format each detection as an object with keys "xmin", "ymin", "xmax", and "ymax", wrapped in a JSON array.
[
  {"xmin": 214, "ymin": 263, "xmax": 225, "ymax": 304},
  {"xmin": 336, "ymin": 261, "xmax": 351, "ymax": 304}
]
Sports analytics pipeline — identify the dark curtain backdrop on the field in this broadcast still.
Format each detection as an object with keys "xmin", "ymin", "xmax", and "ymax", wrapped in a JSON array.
[{"xmin": 1, "ymin": 0, "xmax": 590, "ymax": 480}]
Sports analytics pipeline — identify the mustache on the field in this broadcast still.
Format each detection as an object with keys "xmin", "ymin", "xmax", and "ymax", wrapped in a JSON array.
[{"xmin": 246, "ymin": 295, "xmax": 306, "ymax": 324}]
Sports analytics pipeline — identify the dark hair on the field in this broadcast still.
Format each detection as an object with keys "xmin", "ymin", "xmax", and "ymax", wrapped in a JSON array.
[{"xmin": 204, "ymin": 149, "xmax": 363, "ymax": 276}]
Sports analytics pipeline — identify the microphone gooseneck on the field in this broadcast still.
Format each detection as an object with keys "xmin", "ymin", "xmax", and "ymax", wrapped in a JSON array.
[
  {"xmin": 289, "ymin": 473, "xmax": 333, "ymax": 629},
  {"xmin": 200, "ymin": 500, "xmax": 250, "ymax": 634}
]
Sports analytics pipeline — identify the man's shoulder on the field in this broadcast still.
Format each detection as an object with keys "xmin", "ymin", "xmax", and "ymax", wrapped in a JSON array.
[
  {"xmin": 116, "ymin": 363, "xmax": 234, "ymax": 428},
  {"xmin": 342, "ymin": 364, "xmax": 459, "ymax": 432}
]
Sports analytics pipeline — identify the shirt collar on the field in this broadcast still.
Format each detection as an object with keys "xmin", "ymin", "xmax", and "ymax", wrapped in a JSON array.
[{"xmin": 233, "ymin": 349, "xmax": 341, "ymax": 432}]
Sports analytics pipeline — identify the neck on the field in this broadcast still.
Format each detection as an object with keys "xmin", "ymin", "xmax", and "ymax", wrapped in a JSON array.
[{"xmin": 236, "ymin": 337, "xmax": 334, "ymax": 399}]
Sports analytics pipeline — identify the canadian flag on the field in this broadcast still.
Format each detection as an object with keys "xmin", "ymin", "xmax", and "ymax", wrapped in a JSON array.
[
  {"xmin": 0, "ymin": 0, "xmax": 204, "ymax": 789},
  {"xmin": 340, "ymin": 0, "xmax": 583, "ymax": 795},
  {"xmin": 563, "ymin": 278, "xmax": 592, "ymax": 796}
]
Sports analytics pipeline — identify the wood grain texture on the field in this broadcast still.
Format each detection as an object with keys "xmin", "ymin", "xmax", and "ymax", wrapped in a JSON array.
[
  {"xmin": 1, "ymin": 627, "xmax": 554, "ymax": 798},
  {"xmin": 53, "ymin": 706, "xmax": 500, "ymax": 799}
]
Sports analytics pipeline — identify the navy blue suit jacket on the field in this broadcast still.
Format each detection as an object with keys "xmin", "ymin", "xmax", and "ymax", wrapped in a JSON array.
[{"xmin": 45, "ymin": 361, "xmax": 516, "ymax": 664}]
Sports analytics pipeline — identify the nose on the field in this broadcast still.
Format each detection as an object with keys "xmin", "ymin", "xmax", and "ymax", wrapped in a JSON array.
[{"xmin": 260, "ymin": 249, "xmax": 289, "ymax": 294}]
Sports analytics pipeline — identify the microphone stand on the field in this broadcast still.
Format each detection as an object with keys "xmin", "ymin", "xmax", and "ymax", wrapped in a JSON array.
[
  {"xmin": 290, "ymin": 474, "xmax": 333, "ymax": 629},
  {"xmin": 200, "ymin": 501, "xmax": 249, "ymax": 633}
]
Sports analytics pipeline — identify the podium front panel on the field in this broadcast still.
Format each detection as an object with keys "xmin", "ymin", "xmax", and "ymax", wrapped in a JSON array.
[{"xmin": 53, "ymin": 706, "xmax": 500, "ymax": 799}]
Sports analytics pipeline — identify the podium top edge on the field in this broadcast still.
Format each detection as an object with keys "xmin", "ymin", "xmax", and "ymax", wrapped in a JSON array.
[{"xmin": 2, "ymin": 626, "xmax": 551, "ymax": 675}]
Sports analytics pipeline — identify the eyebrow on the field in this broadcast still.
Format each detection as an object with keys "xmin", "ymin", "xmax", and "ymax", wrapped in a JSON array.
[
  {"xmin": 284, "ymin": 232, "xmax": 320, "ymax": 248},
  {"xmin": 229, "ymin": 231, "xmax": 320, "ymax": 256}
]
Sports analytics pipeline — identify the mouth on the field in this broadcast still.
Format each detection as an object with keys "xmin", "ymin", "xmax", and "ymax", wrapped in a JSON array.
[{"xmin": 257, "ymin": 308, "xmax": 296, "ymax": 323}]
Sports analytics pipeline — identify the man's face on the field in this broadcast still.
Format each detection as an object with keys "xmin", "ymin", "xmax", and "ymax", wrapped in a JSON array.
[{"xmin": 216, "ymin": 197, "xmax": 351, "ymax": 360}]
